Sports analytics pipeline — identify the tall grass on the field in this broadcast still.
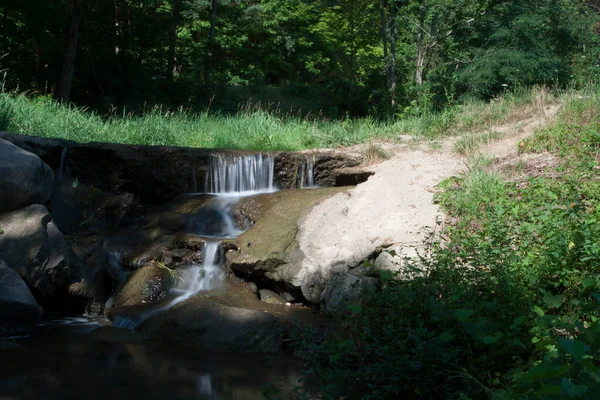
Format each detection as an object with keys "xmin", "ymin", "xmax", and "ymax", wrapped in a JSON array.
[{"xmin": 3, "ymin": 87, "xmax": 557, "ymax": 151}]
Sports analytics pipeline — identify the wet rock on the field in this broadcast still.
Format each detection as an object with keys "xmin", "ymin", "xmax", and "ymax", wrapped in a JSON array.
[
  {"xmin": 125, "ymin": 234, "xmax": 205, "ymax": 270},
  {"xmin": 0, "ymin": 260, "xmax": 43, "ymax": 337},
  {"xmin": 149, "ymin": 194, "xmax": 215, "ymax": 215},
  {"xmin": 280, "ymin": 292, "xmax": 296, "ymax": 302},
  {"xmin": 321, "ymin": 273, "xmax": 377, "ymax": 314},
  {"xmin": 226, "ymin": 187, "xmax": 347, "ymax": 286},
  {"xmin": 0, "ymin": 138, "xmax": 54, "ymax": 214},
  {"xmin": 0, "ymin": 133, "xmax": 217, "ymax": 205},
  {"xmin": 138, "ymin": 287, "xmax": 283, "ymax": 352},
  {"xmin": 232, "ymin": 196, "xmax": 264, "ymax": 230},
  {"xmin": 311, "ymin": 152, "xmax": 363, "ymax": 187},
  {"xmin": 245, "ymin": 281, "xmax": 258, "ymax": 295},
  {"xmin": 0, "ymin": 205, "xmax": 70, "ymax": 297},
  {"xmin": 259, "ymin": 289, "xmax": 287, "ymax": 305},
  {"xmin": 274, "ymin": 151, "xmax": 362, "ymax": 189},
  {"xmin": 112, "ymin": 263, "xmax": 176, "ymax": 307},
  {"xmin": 67, "ymin": 246, "xmax": 115, "ymax": 315},
  {"xmin": 187, "ymin": 206, "xmax": 234, "ymax": 237},
  {"xmin": 158, "ymin": 212, "xmax": 189, "ymax": 232}
]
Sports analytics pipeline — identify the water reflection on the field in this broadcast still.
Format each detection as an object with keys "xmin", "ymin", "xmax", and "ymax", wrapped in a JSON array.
[{"xmin": 0, "ymin": 324, "xmax": 303, "ymax": 400}]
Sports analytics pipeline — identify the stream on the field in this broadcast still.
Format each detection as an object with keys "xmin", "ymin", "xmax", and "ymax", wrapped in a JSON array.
[{"xmin": 0, "ymin": 152, "xmax": 316, "ymax": 400}]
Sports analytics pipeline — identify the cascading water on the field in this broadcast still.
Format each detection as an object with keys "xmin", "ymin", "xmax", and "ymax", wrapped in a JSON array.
[
  {"xmin": 179, "ymin": 241, "xmax": 224, "ymax": 294},
  {"xmin": 204, "ymin": 153, "xmax": 275, "ymax": 194},
  {"xmin": 113, "ymin": 152, "xmax": 317, "ymax": 329},
  {"xmin": 114, "ymin": 153, "xmax": 279, "ymax": 329},
  {"xmin": 113, "ymin": 240, "xmax": 225, "ymax": 330},
  {"xmin": 297, "ymin": 155, "xmax": 316, "ymax": 189}
]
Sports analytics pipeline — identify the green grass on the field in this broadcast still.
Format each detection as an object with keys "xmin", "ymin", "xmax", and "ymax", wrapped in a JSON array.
[
  {"xmin": 1, "ymin": 87, "xmax": 554, "ymax": 151},
  {"xmin": 453, "ymin": 130, "xmax": 504, "ymax": 155},
  {"xmin": 291, "ymin": 84, "xmax": 600, "ymax": 399}
]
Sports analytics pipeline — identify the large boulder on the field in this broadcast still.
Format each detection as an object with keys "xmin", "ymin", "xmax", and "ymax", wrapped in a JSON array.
[
  {"xmin": 0, "ymin": 138, "xmax": 53, "ymax": 214},
  {"xmin": 136, "ymin": 284, "xmax": 285, "ymax": 352},
  {"xmin": 0, "ymin": 260, "xmax": 43, "ymax": 337},
  {"xmin": 226, "ymin": 187, "xmax": 348, "ymax": 295},
  {"xmin": 0, "ymin": 204, "xmax": 69, "ymax": 297}
]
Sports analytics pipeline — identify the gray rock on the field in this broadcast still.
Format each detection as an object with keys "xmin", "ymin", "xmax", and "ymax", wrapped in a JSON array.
[
  {"xmin": 259, "ymin": 289, "xmax": 287, "ymax": 305},
  {"xmin": 0, "ymin": 260, "xmax": 43, "ymax": 337},
  {"xmin": 373, "ymin": 245, "xmax": 425, "ymax": 279},
  {"xmin": 158, "ymin": 212, "xmax": 189, "ymax": 232},
  {"xmin": 0, "ymin": 138, "xmax": 54, "ymax": 214},
  {"xmin": 280, "ymin": 292, "xmax": 295, "ymax": 302},
  {"xmin": 245, "ymin": 281, "xmax": 258, "ymax": 295},
  {"xmin": 0, "ymin": 204, "xmax": 69, "ymax": 297},
  {"xmin": 139, "ymin": 294, "xmax": 282, "ymax": 352},
  {"xmin": 322, "ymin": 273, "xmax": 377, "ymax": 314}
]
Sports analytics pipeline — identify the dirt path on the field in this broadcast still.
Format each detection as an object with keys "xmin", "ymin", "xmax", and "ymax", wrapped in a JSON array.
[{"xmin": 294, "ymin": 101, "xmax": 561, "ymax": 301}]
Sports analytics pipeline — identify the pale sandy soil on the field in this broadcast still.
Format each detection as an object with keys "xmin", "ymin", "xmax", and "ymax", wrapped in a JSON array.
[{"xmin": 294, "ymin": 100, "xmax": 562, "ymax": 295}]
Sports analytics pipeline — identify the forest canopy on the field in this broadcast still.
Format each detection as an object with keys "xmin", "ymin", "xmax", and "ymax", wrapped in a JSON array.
[{"xmin": 1, "ymin": 0, "xmax": 599, "ymax": 118}]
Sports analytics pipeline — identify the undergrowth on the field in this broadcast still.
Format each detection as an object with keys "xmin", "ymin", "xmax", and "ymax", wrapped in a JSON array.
[{"xmin": 289, "ymin": 86, "xmax": 600, "ymax": 400}]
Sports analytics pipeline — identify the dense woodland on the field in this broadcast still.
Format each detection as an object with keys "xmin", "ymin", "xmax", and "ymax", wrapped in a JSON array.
[{"xmin": 2, "ymin": 0, "xmax": 600, "ymax": 118}]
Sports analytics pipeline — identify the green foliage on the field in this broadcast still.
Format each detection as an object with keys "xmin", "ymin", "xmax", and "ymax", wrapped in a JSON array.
[
  {"xmin": 1, "ymin": 0, "xmax": 596, "ymax": 117},
  {"xmin": 293, "ymin": 87, "xmax": 600, "ymax": 399}
]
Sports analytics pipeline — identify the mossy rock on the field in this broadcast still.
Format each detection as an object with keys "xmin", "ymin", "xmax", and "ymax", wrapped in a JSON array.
[
  {"xmin": 227, "ymin": 187, "xmax": 347, "ymax": 281},
  {"xmin": 112, "ymin": 264, "xmax": 176, "ymax": 307}
]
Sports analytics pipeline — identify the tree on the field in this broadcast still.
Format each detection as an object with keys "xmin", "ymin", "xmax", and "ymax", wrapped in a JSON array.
[
  {"xmin": 56, "ymin": 0, "xmax": 84, "ymax": 103},
  {"xmin": 380, "ymin": 0, "xmax": 398, "ymax": 106}
]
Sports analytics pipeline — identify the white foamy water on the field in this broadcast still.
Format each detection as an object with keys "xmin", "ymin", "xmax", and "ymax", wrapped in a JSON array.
[
  {"xmin": 297, "ymin": 155, "xmax": 316, "ymax": 188},
  {"xmin": 204, "ymin": 153, "xmax": 274, "ymax": 194}
]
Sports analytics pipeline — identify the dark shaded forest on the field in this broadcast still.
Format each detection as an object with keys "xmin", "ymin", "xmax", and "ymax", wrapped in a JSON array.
[{"xmin": 2, "ymin": 0, "xmax": 600, "ymax": 118}]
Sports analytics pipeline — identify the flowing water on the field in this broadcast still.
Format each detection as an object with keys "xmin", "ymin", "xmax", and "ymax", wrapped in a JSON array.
[
  {"xmin": 204, "ymin": 153, "xmax": 275, "ymax": 194},
  {"xmin": 297, "ymin": 155, "xmax": 316, "ymax": 188},
  {"xmin": 114, "ymin": 153, "xmax": 282, "ymax": 329},
  {"xmin": 1, "ymin": 152, "xmax": 316, "ymax": 399}
]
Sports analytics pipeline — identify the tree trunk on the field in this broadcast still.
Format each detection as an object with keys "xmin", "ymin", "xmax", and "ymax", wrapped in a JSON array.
[
  {"xmin": 415, "ymin": 45, "xmax": 425, "ymax": 86},
  {"xmin": 167, "ymin": 0, "xmax": 182, "ymax": 82},
  {"xmin": 204, "ymin": 0, "xmax": 218, "ymax": 88},
  {"xmin": 379, "ymin": 0, "xmax": 391, "ymax": 88},
  {"xmin": 415, "ymin": 5, "xmax": 426, "ymax": 87},
  {"xmin": 56, "ymin": 0, "xmax": 83, "ymax": 103},
  {"xmin": 389, "ymin": 1, "xmax": 397, "ymax": 94}
]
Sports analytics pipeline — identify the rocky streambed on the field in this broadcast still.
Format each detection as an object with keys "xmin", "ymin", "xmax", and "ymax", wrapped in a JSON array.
[{"xmin": 0, "ymin": 132, "xmax": 403, "ymax": 397}]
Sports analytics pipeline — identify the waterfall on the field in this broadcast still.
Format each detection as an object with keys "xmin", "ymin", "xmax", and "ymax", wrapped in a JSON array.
[
  {"xmin": 113, "ymin": 241, "xmax": 224, "ymax": 330},
  {"xmin": 297, "ymin": 155, "xmax": 316, "ymax": 188},
  {"xmin": 180, "ymin": 241, "xmax": 224, "ymax": 294},
  {"xmin": 204, "ymin": 153, "xmax": 275, "ymax": 194}
]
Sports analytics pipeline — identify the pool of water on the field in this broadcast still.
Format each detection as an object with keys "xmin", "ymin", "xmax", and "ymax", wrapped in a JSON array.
[{"xmin": 0, "ymin": 320, "xmax": 303, "ymax": 400}]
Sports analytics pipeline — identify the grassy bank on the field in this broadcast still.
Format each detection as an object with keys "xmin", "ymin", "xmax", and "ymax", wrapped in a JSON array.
[
  {"xmin": 0, "ymin": 88, "xmax": 551, "ymax": 151},
  {"xmin": 290, "ymin": 86, "xmax": 600, "ymax": 399}
]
